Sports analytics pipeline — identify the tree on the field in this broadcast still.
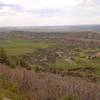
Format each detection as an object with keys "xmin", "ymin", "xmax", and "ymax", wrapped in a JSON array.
[{"xmin": 0, "ymin": 48, "xmax": 9, "ymax": 64}]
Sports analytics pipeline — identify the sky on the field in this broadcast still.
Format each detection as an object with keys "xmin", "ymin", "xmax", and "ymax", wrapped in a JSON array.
[{"xmin": 0, "ymin": 0, "xmax": 100, "ymax": 26}]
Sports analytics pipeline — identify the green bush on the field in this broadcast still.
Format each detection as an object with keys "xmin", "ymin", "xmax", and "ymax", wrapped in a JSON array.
[
  {"xmin": 0, "ymin": 48, "xmax": 9, "ymax": 64},
  {"xmin": 34, "ymin": 66, "xmax": 40, "ymax": 72},
  {"xmin": 20, "ymin": 59, "xmax": 29, "ymax": 68}
]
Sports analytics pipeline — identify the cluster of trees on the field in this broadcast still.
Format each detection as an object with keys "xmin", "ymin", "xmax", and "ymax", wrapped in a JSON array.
[
  {"xmin": 0, "ymin": 48, "xmax": 63, "ymax": 73},
  {"xmin": 0, "ymin": 48, "xmax": 30, "ymax": 69},
  {"xmin": 0, "ymin": 48, "xmax": 59, "ymax": 71}
]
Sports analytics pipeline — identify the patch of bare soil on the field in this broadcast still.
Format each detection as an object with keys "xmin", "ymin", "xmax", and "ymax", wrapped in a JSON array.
[{"xmin": 3, "ymin": 97, "xmax": 11, "ymax": 100}]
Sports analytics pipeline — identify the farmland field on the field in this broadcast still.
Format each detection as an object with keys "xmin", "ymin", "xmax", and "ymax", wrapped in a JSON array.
[{"xmin": 0, "ymin": 39, "xmax": 56, "ymax": 55}]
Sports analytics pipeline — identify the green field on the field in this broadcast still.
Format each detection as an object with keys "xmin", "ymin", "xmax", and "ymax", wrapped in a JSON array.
[{"xmin": 0, "ymin": 39, "xmax": 56, "ymax": 55}]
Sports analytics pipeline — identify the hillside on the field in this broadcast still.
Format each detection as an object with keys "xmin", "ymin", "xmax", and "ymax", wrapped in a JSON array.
[
  {"xmin": 0, "ymin": 30, "xmax": 100, "ymax": 100},
  {"xmin": 0, "ymin": 64, "xmax": 100, "ymax": 100}
]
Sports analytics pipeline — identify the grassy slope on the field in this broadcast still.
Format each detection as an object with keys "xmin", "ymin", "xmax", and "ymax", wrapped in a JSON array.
[{"xmin": 0, "ymin": 78, "xmax": 28, "ymax": 100}]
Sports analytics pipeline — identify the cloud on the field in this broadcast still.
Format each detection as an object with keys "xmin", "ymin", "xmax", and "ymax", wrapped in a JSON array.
[
  {"xmin": 0, "ymin": 0, "xmax": 100, "ymax": 26},
  {"xmin": 0, "ymin": 2, "xmax": 19, "ymax": 9}
]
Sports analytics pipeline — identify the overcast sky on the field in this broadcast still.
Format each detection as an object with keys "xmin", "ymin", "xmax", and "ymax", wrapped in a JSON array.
[{"xmin": 0, "ymin": 0, "xmax": 100, "ymax": 26}]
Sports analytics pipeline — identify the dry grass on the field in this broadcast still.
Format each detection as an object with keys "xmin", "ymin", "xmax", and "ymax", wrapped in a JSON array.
[{"xmin": 0, "ymin": 64, "xmax": 100, "ymax": 100}]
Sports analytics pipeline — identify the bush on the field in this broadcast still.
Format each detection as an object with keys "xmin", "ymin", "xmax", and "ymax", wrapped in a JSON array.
[
  {"xmin": 0, "ymin": 48, "xmax": 17, "ymax": 68},
  {"xmin": 7, "ymin": 57, "xmax": 17, "ymax": 68},
  {"xmin": 20, "ymin": 59, "xmax": 29, "ymax": 68},
  {"xmin": 34, "ymin": 66, "xmax": 40, "ymax": 72},
  {"xmin": 0, "ymin": 48, "xmax": 9, "ymax": 64}
]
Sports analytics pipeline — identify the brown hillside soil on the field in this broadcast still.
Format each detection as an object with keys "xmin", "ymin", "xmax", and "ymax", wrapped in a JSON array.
[
  {"xmin": 0, "ymin": 64, "xmax": 100, "ymax": 100},
  {"xmin": 3, "ymin": 97, "xmax": 11, "ymax": 100}
]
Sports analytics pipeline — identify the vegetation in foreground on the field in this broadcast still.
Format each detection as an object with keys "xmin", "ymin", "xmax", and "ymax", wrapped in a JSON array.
[{"xmin": 0, "ymin": 64, "xmax": 100, "ymax": 100}]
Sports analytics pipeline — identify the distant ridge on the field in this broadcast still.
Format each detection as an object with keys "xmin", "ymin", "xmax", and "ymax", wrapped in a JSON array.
[{"xmin": 0, "ymin": 25, "xmax": 100, "ymax": 32}]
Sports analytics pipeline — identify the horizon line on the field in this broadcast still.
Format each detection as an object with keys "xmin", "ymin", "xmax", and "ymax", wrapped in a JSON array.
[{"xmin": 0, "ymin": 24, "xmax": 100, "ymax": 28}]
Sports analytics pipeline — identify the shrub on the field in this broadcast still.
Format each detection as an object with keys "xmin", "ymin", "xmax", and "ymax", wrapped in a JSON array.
[
  {"xmin": 0, "ymin": 48, "xmax": 9, "ymax": 64},
  {"xmin": 34, "ymin": 66, "xmax": 40, "ymax": 72},
  {"xmin": 20, "ymin": 59, "xmax": 29, "ymax": 68}
]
